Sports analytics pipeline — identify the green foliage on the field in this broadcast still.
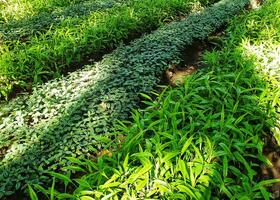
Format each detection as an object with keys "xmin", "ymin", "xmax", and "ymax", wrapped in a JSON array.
[
  {"xmin": 0, "ymin": 0, "xmax": 87, "ymax": 22},
  {"xmin": 31, "ymin": 0, "xmax": 280, "ymax": 199},
  {"xmin": 0, "ymin": 0, "xmax": 127, "ymax": 42},
  {"xmin": 0, "ymin": 0, "xmax": 248, "ymax": 198},
  {"xmin": 0, "ymin": 0, "xmax": 206, "ymax": 100},
  {"xmin": 47, "ymin": 62, "xmax": 274, "ymax": 198}
]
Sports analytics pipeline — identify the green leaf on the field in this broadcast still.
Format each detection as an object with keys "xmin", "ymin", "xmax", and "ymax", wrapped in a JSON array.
[
  {"xmin": 50, "ymin": 177, "xmax": 56, "ymax": 200},
  {"xmin": 162, "ymin": 152, "xmax": 180, "ymax": 163},
  {"xmin": 32, "ymin": 184, "xmax": 49, "ymax": 198},
  {"xmin": 140, "ymin": 93, "xmax": 153, "ymax": 101},
  {"xmin": 62, "ymin": 166, "xmax": 86, "ymax": 172},
  {"xmin": 254, "ymin": 179, "xmax": 280, "ymax": 188},
  {"xmin": 181, "ymin": 136, "xmax": 193, "ymax": 156},
  {"xmin": 49, "ymin": 172, "xmax": 72, "ymax": 188},
  {"xmin": 80, "ymin": 196, "xmax": 95, "ymax": 200},
  {"xmin": 66, "ymin": 157, "xmax": 84, "ymax": 165},
  {"xmin": 223, "ymin": 156, "xmax": 228, "ymax": 177},
  {"xmin": 177, "ymin": 159, "xmax": 189, "ymax": 180},
  {"xmin": 123, "ymin": 154, "xmax": 129, "ymax": 171},
  {"xmin": 177, "ymin": 185, "xmax": 196, "ymax": 198},
  {"xmin": 28, "ymin": 185, "xmax": 38, "ymax": 200}
]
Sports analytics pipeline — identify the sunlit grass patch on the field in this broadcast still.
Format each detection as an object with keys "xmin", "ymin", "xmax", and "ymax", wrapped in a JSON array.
[{"xmin": 0, "ymin": 0, "xmax": 87, "ymax": 22}]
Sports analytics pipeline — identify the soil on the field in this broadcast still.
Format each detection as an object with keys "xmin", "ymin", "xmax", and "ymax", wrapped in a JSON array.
[
  {"xmin": 262, "ymin": 135, "xmax": 280, "ymax": 198},
  {"xmin": 162, "ymin": 35, "xmax": 219, "ymax": 87},
  {"xmin": 246, "ymin": 0, "xmax": 263, "ymax": 10},
  {"xmin": 0, "ymin": 146, "xmax": 9, "ymax": 160}
]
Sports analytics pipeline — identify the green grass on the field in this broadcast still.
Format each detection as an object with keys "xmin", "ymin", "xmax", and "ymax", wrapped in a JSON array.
[
  {"xmin": 0, "ymin": 0, "xmax": 128, "ymax": 42},
  {"xmin": 0, "ymin": 0, "xmax": 214, "ymax": 100},
  {"xmin": 29, "ymin": 0, "xmax": 280, "ymax": 199},
  {"xmin": 0, "ymin": 0, "xmax": 247, "ymax": 198},
  {"xmin": 0, "ymin": 0, "xmax": 87, "ymax": 22}
]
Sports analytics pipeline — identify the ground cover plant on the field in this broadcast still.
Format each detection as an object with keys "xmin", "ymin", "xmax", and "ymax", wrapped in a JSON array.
[
  {"xmin": 0, "ymin": 0, "xmax": 218, "ymax": 100},
  {"xmin": 0, "ymin": 0, "xmax": 248, "ymax": 198},
  {"xmin": 29, "ymin": 0, "xmax": 280, "ymax": 199}
]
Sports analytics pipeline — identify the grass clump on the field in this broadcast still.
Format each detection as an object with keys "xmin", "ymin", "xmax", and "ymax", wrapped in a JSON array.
[
  {"xmin": 0, "ymin": 0, "xmax": 248, "ymax": 198},
  {"xmin": 30, "ymin": 0, "xmax": 280, "ymax": 199}
]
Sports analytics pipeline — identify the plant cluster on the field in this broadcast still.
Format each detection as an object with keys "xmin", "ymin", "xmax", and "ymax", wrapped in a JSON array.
[
  {"xmin": 30, "ymin": 0, "xmax": 280, "ymax": 199},
  {"xmin": 0, "ymin": 0, "xmax": 248, "ymax": 198},
  {"xmin": 0, "ymin": 0, "xmax": 207, "ymax": 100}
]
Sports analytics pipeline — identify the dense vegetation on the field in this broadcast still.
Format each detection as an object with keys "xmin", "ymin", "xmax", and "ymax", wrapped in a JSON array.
[
  {"xmin": 0, "ymin": 0, "xmax": 217, "ymax": 100},
  {"xmin": 0, "ymin": 0, "xmax": 88, "ymax": 22},
  {"xmin": 0, "ymin": 0, "xmax": 248, "ymax": 198},
  {"xmin": 1, "ymin": 0, "xmax": 128, "ymax": 42},
  {"xmin": 1, "ymin": 0, "xmax": 280, "ymax": 199},
  {"xmin": 29, "ymin": 0, "xmax": 280, "ymax": 199}
]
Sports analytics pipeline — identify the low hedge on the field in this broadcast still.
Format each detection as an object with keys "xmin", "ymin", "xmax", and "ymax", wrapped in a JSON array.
[
  {"xmin": 0, "ymin": 0, "xmax": 127, "ymax": 42},
  {"xmin": 0, "ymin": 0, "xmax": 248, "ymax": 198},
  {"xmin": 0, "ymin": 0, "xmax": 214, "ymax": 100}
]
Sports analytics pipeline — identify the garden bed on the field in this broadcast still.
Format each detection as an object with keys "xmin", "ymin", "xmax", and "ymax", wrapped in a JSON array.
[
  {"xmin": 0, "ymin": 0, "xmax": 249, "ymax": 198},
  {"xmin": 0, "ymin": 0, "xmax": 216, "ymax": 100},
  {"xmin": 32, "ymin": 0, "xmax": 280, "ymax": 199}
]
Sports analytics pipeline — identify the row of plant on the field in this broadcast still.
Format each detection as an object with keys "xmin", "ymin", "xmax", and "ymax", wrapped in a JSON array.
[
  {"xmin": 0, "ymin": 0, "xmax": 217, "ymax": 100},
  {"xmin": 0, "ymin": 0, "xmax": 248, "ymax": 198},
  {"xmin": 30, "ymin": 0, "xmax": 280, "ymax": 199},
  {"xmin": 0, "ymin": 0, "xmax": 87, "ymax": 23},
  {"xmin": 0, "ymin": 0, "xmax": 128, "ymax": 42}
]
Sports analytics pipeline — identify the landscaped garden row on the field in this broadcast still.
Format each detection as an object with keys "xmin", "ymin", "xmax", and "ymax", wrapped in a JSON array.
[
  {"xmin": 0, "ymin": 0, "xmax": 249, "ymax": 198},
  {"xmin": 30, "ymin": 0, "xmax": 280, "ymax": 199},
  {"xmin": 0, "ymin": 0, "xmax": 216, "ymax": 100},
  {"xmin": 0, "ymin": 0, "xmax": 128, "ymax": 42}
]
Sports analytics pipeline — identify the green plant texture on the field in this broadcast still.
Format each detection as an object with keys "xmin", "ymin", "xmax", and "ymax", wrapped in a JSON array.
[
  {"xmin": 0, "ymin": 0, "xmax": 208, "ymax": 100},
  {"xmin": 0, "ymin": 0, "xmax": 248, "ymax": 198},
  {"xmin": 31, "ymin": 0, "xmax": 280, "ymax": 199},
  {"xmin": 0, "ymin": 0, "xmax": 88, "ymax": 22},
  {"xmin": 0, "ymin": 0, "xmax": 128, "ymax": 42}
]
